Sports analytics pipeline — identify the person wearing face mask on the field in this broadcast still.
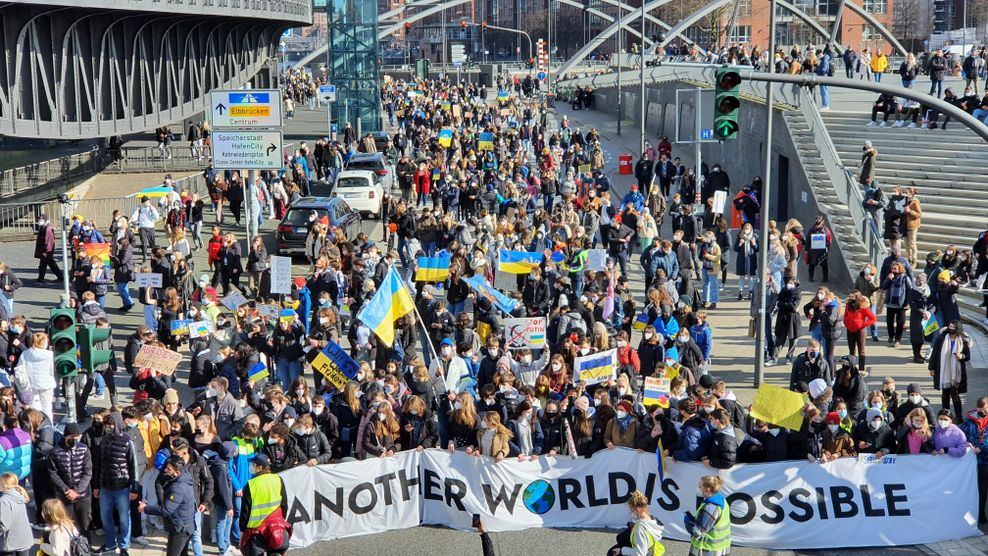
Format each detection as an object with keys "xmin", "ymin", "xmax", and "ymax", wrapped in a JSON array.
[
  {"xmin": 853, "ymin": 408, "xmax": 896, "ymax": 459},
  {"xmin": 93, "ymin": 413, "xmax": 141, "ymax": 555},
  {"xmin": 702, "ymin": 408, "xmax": 736, "ymax": 469},
  {"xmin": 804, "ymin": 215, "xmax": 832, "ymax": 282},
  {"xmin": 237, "ymin": 453, "xmax": 291, "ymax": 556},
  {"xmin": 130, "ymin": 196, "xmax": 161, "ymax": 263},
  {"xmin": 291, "ymin": 414, "xmax": 333, "ymax": 466},
  {"xmin": 960, "ymin": 397, "xmax": 988, "ymax": 523},
  {"xmin": 34, "ymin": 213, "xmax": 61, "ymax": 284},
  {"xmin": 204, "ymin": 377, "xmax": 244, "ymax": 439},
  {"xmin": 46, "ymin": 422, "xmax": 93, "ymax": 540},
  {"xmin": 398, "ymin": 395, "xmax": 438, "ymax": 453},
  {"xmin": 261, "ymin": 423, "xmax": 304, "ymax": 473},
  {"xmin": 816, "ymin": 411, "xmax": 856, "ymax": 463},
  {"xmin": 603, "ymin": 400, "xmax": 639, "ymax": 450},
  {"xmin": 671, "ymin": 399, "xmax": 712, "ymax": 462},
  {"xmin": 636, "ymin": 326, "xmax": 664, "ymax": 378},
  {"xmin": 832, "ymin": 356, "xmax": 866, "ymax": 416},
  {"xmin": 608, "ymin": 490, "xmax": 665, "ymax": 556},
  {"xmin": 895, "ymin": 408, "xmax": 935, "ymax": 455},
  {"xmin": 929, "ymin": 320, "xmax": 971, "ymax": 422},
  {"xmin": 138, "ymin": 456, "xmax": 196, "ymax": 556},
  {"xmin": 907, "ymin": 273, "xmax": 935, "ymax": 364},
  {"xmin": 742, "ymin": 419, "xmax": 789, "ymax": 463},
  {"xmin": 931, "ymin": 408, "xmax": 967, "ymax": 457},
  {"xmin": 893, "ymin": 383, "xmax": 935, "ymax": 430},
  {"xmin": 788, "ymin": 339, "xmax": 830, "ymax": 391}
]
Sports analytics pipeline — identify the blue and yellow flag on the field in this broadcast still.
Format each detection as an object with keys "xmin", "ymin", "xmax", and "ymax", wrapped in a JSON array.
[
  {"xmin": 416, "ymin": 253, "xmax": 451, "ymax": 282},
  {"xmin": 643, "ymin": 376, "xmax": 671, "ymax": 409},
  {"xmin": 463, "ymin": 275, "xmax": 517, "ymax": 314},
  {"xmin": 656, "ymin": 439, "xmax": 666, "ymax": 485},
  {"xmin": 357, "ymin": 267, "xmax": 415, "ymax": 344},
  {"xmin": 248, "ymin": 361, "xmax": 269, "ymax": 381},
  {"xmin": 478, "ymin": 132, "xmax": 495, "ymax": 151},
  {"xmin": 497, "ymin": 90, "xmax": 510, "ymax": 102},
  {"xmin": 498, "ymin": 249, "xmax": 543, "ymax": 274}
]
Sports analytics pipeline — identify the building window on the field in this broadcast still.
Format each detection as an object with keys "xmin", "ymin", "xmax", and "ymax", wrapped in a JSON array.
[
  {"xmin": 738, "ymin": 0, "xmax": 752, "ymax": 17},
  {"xmin": 729, "ymin": 25, "xmax": 752, "ymax": 44},
  {"xmin": 863, "ymin": 0, "xmax": 886, "ymax": 14}
]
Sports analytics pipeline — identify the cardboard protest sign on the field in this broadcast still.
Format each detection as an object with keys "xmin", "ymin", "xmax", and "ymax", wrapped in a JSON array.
[
  {"xmin": 134, "ymin": 345, "xmax": 183, "ymax": 376},
  {"xmin": 270, "ymin": 256, "xmax": 293, "ymax": 294},
  {"xmin": 750, "ymin": 384, "xmax": 808, "ymax": 431}
]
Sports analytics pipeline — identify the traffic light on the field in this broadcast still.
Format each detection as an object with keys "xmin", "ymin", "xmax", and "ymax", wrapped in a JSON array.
[
  {"xmin": 49, "ymin": 308, "xmax": 77, "ymax": 379},
  {"xmin": 404, "ymin": 21, "xmax": 411, "ymax": 31},
  {"xmin": 482, "ymin": 21, "xmax": 487, "ymax": 30},
  {"xmin": 79, "ymin": 325, "xmax": 112, "ymax": 374},
  {"xmin": 461, "ymin": 20, "xmax": 467, "ymax": 29},
  {"xmin": 714, "ymin": 67, "xmax": 741, "ymax": 140}
]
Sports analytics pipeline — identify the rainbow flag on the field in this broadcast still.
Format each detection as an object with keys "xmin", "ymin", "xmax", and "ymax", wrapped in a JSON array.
[
  {"xmin": 78, "ymin": 242, "xmax": 111, "ymax": 263},
  {"xmin": 415, "ymin": 254, "xmax": 451, "ymax": 282},
  {"xmin": 357, "ymin": 267, "xmax": 415, "ymax": 344},
  {"xmin": 498, "ymin": 249, "xmax": 542, "ymax": 274},
  {"xmin": 248, "ymin": 361, "xmax": 269, "ymax": 381}
]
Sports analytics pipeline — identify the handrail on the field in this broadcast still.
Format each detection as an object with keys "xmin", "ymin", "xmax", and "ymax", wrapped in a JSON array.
[
  {"xmin": 796, "ymin": 86, "xmax": 887, "ymax": 267},
  {"xmin": 0, "ymin": 147, "xmax": 103, "ymax": 199}
]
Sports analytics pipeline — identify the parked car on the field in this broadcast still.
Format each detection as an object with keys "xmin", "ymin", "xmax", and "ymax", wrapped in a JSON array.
[
  {"xmin": 346, "ymin": 152, "xmax": 395, "ymax": 196},
  {"xmin": 332, "ymin": 170, "xmax": 383, "ymax": 218},
  {"xmin": 369, "ymin": 131, "xmax": 392, "ymax": 153},
  {"xmin": 276, "ymin": 197, "xmax": 362, "ymax": 256}
]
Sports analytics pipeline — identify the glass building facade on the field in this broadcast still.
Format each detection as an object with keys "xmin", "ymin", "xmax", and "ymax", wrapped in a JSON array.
[{"xmin": 327, "ymin": 0, "xmax": 382, "ymax": 133}]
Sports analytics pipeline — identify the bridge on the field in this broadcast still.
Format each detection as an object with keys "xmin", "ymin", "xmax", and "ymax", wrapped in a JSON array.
[{"xmin": 0, "ymin": 0, "xmax": 312, "ymax": 139}]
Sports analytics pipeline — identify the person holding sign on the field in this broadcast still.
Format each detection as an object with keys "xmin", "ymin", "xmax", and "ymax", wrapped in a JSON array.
[{"xmin": 805, "ymin": 215, "xmax": 832, "ymax": 282}]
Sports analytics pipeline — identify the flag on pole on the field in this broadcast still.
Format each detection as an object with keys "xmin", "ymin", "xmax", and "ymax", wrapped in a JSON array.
[
  {"xmin": 248, "ymin": 360, "xmax": 269, "ymax": 381},
  {"xmin": 497, "ymin": 249, "xmax": 543, "ymax": 274},
  {"xmin": 463, "ymin": 275, "xmax": 517, "ymax": 314},
  {"xmin": 357, "ymin": 267, "xmax": 415, "ymax": 344},
  {"xmin": 656, "ymin": 439, "xmax": 666, "ymax": 485},
  {"xmin": 415, "ymin": 254, "xmax": 451, "ymax": 282}
]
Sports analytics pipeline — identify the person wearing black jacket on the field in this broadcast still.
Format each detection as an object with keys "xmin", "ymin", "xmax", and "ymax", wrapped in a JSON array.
[
  {"xmin": 742, "ymin": 420, "xmax": 790, "ymax": 462},
  {"xmin": 47, "ymin": 422, "xmax": 93, "ymax": 539},
  {"xmin": 93, "ymin": 413, "xmax": 140, "ymax": 555},
  {"xmin": 522, "ymin": 269, "xmax": 551, "ymax": 316},
  {"xmin": 262, "ymin": 423, "xmax": 305, "ymax": 473},
  {"xmin": 633, "ymin": 155, "xmax": 653, "ymax": 192},
  {"xmin": 292, "ymin": 414, "xmax": 334, "ymax": 465},
  {"xmin": 161, "ymin": 438, "xmax": 214, "ymax": 556},
  {"xmin": 928, "ymin": 49, "xmax": 947, "ymax": 98},
  {"xmin": 399, "ymin": 396, "xmax": 439, "ymax": 451},
  {"xmin": 832, "ymin": 355, "xmax": 866, "ymax": 416},
  {"xmin": 607, "ymin": 220, "xmax": 635, "ymax": 276},
  {"xmin": 704, "ymin": 409, "xmax": 737, "ymax": 469},
  {"xmin": 273, "ymin": 318, "xmax": 305, "ymax": 389},
  {"xmin": 854, "ymin": 408, "xmax": 896, "ymax": 457},
  {"xmin": 634, "ymin": 405, "xmax": 678, "ymax": 453}
]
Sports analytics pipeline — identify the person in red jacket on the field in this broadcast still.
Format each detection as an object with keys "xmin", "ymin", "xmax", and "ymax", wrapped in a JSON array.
[
  {"xmin": 615, "ymin": 330, "xmax": 641, "ymax": 378},
  {"xmin": 414, "ymin": 163, "xmax": 431, "ymax": 208},
  {"xmin": 207, "ymin": 226, "xmax": 224, "ymax": 287},
  {"xmin": 843, "ymin": 292, "xmax": 878, "ymax": 371}
]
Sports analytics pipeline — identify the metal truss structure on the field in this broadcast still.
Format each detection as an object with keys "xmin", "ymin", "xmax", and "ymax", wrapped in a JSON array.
[
  {"xmin": 1, "ymin": 3, "xmax": 310, "ymax": 139},
  {"xmin": 556, "ymin": 0, "xmax": 906, "ymax": 77}
]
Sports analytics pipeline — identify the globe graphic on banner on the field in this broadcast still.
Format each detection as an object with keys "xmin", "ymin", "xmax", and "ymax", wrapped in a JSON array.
[{"xmin": 522, "ymin": 479, "xmax": 556, "ymax": 514}]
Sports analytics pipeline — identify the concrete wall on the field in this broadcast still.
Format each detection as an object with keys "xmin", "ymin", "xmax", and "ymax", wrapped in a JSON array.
[{"xmin": 590, "ymin": 83, "xmax": 856, "ymax": 288}]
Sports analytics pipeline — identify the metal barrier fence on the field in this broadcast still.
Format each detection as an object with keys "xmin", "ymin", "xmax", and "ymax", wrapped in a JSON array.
[
  {"xmin": 106, "ymin": 142, "xmax": 299, "ymax": 174},
  {"xmin": 0, "ymin": 148, "xmax": 105, "ymax": 199}
]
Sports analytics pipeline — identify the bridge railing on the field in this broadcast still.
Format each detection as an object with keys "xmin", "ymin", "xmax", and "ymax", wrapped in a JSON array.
[{"xmin": 0, "ymin": 148, "xmax": 105, "ymax": 199}]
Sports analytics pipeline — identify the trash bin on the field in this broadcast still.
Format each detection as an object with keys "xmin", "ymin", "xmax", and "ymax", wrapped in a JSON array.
[{"xmin": 619, "ymin": 154, "xmax": 633, "ymax": 175}]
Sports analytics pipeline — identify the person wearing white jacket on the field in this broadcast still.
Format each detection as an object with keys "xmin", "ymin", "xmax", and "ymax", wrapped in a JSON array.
[
  {"xmin": 14, "ymin": 332, "xmax": 56, "ymax": 420},
  {"xmin": 40, "ymin": 499, "xmax": 80, "ymax": 556},
  {"xmin": 609, "ymin": 490, "xmax": 666, "ymax": 556}
]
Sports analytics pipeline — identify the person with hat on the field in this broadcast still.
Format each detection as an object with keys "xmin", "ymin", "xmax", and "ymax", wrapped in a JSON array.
[
  {"xmin": 605, "ymin": 400, "xmax": 639, "ymax": 450},
  {"xmin": 894, "ymin": 383, "xmax": 935, "ymax": 430},
  {"xmin": 820, "ymin": 411, "xmax": 857, "ymax": 462},
  {"xmin": 46, "ymin": 422, "xmax": 93, "ymax": 539},
  {"xmin": 239, "ymin": 453, "xmax": 290, "ymax": 556},
  {"xmin": 272, "ymin": 312, "xmax": 305, "ymax": 389},
  {"xmin": 853, "ymin": 407, "xmax": 896, "ymax": 458},
  {"xmin": 139, "ymin": 455, "xmax": 196, "ymax": 556}
]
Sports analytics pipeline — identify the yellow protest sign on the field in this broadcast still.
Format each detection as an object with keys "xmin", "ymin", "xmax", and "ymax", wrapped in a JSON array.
[
  {"xmin": 750, "ymin": 384, "xmax": 808, "ymax": 431},
  {"xmin": 477, "ymin": 321, "xmax": 492, "ymax": 345}
]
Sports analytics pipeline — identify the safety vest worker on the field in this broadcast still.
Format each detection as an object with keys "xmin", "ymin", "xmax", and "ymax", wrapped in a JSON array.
[{"xmin": 687, "ymin": 475, "xmax": 731, "ymax": 556}]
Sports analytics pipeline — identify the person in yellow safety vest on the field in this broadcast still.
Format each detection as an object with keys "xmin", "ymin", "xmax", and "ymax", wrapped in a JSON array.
[
  {"xmin": 239, "ymin": 454, "xmax": 289, "ymax": 556},
  {"xmin": 685, "ymin": 475, "xmax": 732, "ymax": 556},
  {"xmin": 609, "ymin": 490, "xmax": 665, "ymax": 556}
]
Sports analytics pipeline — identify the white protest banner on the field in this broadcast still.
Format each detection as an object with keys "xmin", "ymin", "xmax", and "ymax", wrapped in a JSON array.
[
  {"xmin": 810, "ymin": 233, "xmax": 827, "ymax": 250},
  {"xmin": 188, "ymin": 321, "xmax": 212, "ymax": 338},
  {"xmin": 256, "ymin": 303, "xmax": 281, "ymax": 319},
  {"xmin": 712, "ymin": 190, "xmax": 727, "ymax": 215},
  {"xmin": 135, "ymin": 273, "xmax": 162, "ymax": 288},
  {"xmin": 586, "ymin": 249, "xmax": 608, "ymax": 271},
  {"xmin": 417, "ymin": 449, "xmax": 979, "ymax": 549},
  {"xmin": 221, "ymin": 291, "xmax": 249, "ymax": 310},
  {"xmin": 504, "ymin": 317, "xmax": 547, "ymax": 349},
  {"xmin": 574, "ymin": 348, "xmax": 617, "ymax": 385},
  {"xmin": 270, "ymin": 255, "xmax": 292, "ymax": 294},
  {"xmin": 284, "ymin": 451, "xmax": 421, "ymax": 548}
]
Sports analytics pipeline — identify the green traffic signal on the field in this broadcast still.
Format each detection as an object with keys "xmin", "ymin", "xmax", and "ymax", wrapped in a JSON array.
[
  {"xmin": 49, "ymin": 308, "xmax": 78, "ymax": 379},
  {"xmin": 714, "ymin": 67, "xmax": 741, "ymax": 140},
  {"xmin": 79, "ymin": 325, "xmax": 113, "ymax": 373}
]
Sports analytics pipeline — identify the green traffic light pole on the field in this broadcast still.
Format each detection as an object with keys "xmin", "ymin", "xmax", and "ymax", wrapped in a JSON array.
[{"xmin": 754, "ymin": 0, "xmax": 777, "ymax": 388}]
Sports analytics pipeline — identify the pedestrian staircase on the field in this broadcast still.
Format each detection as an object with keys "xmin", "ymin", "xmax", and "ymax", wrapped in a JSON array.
[{"xmin": 782, "ymin": 98, "xmax": 880, "ymax": 283}]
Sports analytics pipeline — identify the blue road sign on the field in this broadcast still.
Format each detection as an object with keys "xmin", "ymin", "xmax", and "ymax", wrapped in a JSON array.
[
  {"xmin": 700, "ymin": 128, "xmax": 714, "ymax": 140},
  {"xmin": 228, "ymin": 92, "xmax": 270, "ymax": 104},
  {"xmin": 331, "ymin": 123, "xmax": 338, "ymax": 134},
  {"xmin": 537, "ymin": 71, "xmax": 547, "ymax": 80}
]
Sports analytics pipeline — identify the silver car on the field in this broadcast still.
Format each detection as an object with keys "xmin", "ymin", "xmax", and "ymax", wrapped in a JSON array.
[{"xmin": 346, "ymin": 152, "xmax": 395, "ymax": 197}]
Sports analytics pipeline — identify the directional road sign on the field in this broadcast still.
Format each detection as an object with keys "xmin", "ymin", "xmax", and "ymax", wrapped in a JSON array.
[
  {"xmin": 319, "ymin": 84, "xmax": 336, "ymax": 102},
  {"xmin": 211, "ymin": 130, "xmax": 284, "ymax": 170},
  {"xmin": 209, "ymin": 89, "xmax": 283, "ymax": 129}
]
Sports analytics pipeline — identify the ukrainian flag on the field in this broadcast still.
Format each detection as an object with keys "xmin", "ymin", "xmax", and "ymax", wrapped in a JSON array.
[
  {"xmin": 248, "ymin": 361, "xmax": 269, "ymax": 381},
  {"xmin": 416, "ymin": 254, "xmax": 451, "ymax": 282},
  {"xmin": 498, "ymin": 249, "xmax": 543, "ymax": 274},
  {"xmin": 357, "ymin": 267, "xmax": 415, "ymax": 344}
]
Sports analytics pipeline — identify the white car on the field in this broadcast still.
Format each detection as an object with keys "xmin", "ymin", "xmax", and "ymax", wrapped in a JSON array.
[{"xmin": 332, "ymin": 170, "xmax": 383, "ymax": 217}]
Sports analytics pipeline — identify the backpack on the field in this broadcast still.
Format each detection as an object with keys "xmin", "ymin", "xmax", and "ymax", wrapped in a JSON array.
[{"xmin": 70, "ymin": 530, "xmax": 92, "ymax": 556}]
